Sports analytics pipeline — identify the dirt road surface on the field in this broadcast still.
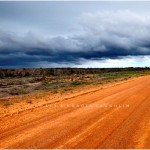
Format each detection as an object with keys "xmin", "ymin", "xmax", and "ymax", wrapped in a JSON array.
[{"xmin": 0, "ymin": 76, "xmax": 150, "ymax": 149}]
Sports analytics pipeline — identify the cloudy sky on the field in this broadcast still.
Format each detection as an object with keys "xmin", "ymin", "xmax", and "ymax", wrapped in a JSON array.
[{"xmin": 0, "ymin": 1, "xmax": 150, "ymax": 68}]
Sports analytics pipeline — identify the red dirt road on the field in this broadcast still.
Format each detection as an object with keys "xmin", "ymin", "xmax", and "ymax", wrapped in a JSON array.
[{"xmin": 0, "ymin": 76, "xmax": 150, "ymax": 149}]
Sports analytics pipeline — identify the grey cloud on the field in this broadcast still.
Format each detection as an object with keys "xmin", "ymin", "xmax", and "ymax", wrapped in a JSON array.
[{"xmin": 1, "ymin": 10, "xmax": 150, "ymax": 67}]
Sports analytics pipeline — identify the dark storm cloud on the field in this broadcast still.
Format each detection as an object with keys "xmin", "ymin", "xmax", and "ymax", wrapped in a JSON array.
[{"xmin": 1, "ymin": 8, "xmax": 150, "ymax": 67}]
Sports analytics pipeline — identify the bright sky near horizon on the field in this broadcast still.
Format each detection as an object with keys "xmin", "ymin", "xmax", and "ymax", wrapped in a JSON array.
[{"xmin": 0, "ymin": 1, "xmax": 150, "ymax": 68}]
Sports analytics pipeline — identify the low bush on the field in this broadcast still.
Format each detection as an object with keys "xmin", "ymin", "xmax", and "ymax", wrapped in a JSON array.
[
  {"xmin": 71, "ymin": 81, "xmax": 85, "ymax": 86},
  {"xmin": 26, "ymin": 100, "xmax": 32, "ymax": 104},
  {"xmin": 3, "ymin": 101, "xmax": 13, "ymax": 107},
  {"xmin": 9, "ymin": 88, "xmax": 29, "ymax": 95}
]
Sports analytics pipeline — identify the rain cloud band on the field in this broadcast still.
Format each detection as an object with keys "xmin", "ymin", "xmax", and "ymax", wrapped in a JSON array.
[{"xmin": 0, "ymin": 6, "xmax": 150, "ymax": 67}]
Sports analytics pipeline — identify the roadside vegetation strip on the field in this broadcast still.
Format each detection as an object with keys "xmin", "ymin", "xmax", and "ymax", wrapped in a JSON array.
[
  {"xmin": 0, "ymin": 75, "xmax": 149, "ymax": 118},
  {"xmin": 0, "ymin": 69, "xmax": 149, "ymax": 108}
]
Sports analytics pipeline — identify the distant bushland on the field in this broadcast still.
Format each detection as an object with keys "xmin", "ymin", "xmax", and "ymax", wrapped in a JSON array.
[{"xmin": 0, "ymin": 67, "xmax": 149, "ymax": 78}]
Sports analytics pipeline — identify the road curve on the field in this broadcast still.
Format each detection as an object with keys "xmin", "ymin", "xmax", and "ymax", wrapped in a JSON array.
[{"xmin": 0, "ymin": 76, "xmax": 150, "ymax": 149}]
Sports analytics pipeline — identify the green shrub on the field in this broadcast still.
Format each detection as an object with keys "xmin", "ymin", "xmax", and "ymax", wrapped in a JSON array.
[
  {"xmin": 42, "ymin": 81, "xmax": 50, "ymax": 86},
  {"xmin": 10, "ymin": 88, "xmax": 29, "ymax": 95},
  {"xmin": 7, "ymin": 82, "xmax": 14, "ymax": 85},
  {"xmin": 42, "ymin": 81, "xmax": 63, "ymax": 87},
  {"xmin": 71, "ymin": 81, "xmax": 85, "ymax": 86},
  {"xmin": 3, "ymin": 101, "xmax": 13, "ymax": 107},
  {"xmin": 51, "ymin": 89, "xmax": 58, "ymax": 94}
]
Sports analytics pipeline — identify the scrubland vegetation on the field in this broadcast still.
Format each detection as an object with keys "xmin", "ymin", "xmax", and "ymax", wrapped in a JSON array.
[{"xmin": 0, "ymin": 68, "xmax": 150, "ymax": 106}]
